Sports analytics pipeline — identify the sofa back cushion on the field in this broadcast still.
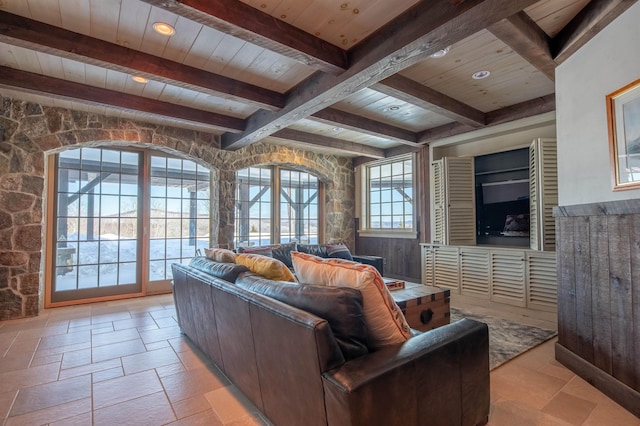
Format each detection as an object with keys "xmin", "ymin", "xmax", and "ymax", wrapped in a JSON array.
[
  {"xmin": 237, "ymin": 242, "xmax": 298, "ymax": 267},
  {"xmin": 236, "ymin": 273, "xmax": 368, "ymax": 360},
  {"xmin": 236, "ymin": 253, "xmax": 297, "ymax": 282},
  {"xmin": 291, "ymin": 251, "xmax": 412, "ymax": 349},
  {"xmin": 188, "ymin": 257, "xmax": 249, "ymax": 282}
]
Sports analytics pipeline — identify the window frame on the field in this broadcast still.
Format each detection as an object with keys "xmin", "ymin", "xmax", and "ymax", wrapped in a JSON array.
[
  {"xmin": 359, "ymin": 154, "xmax": 417, "ymax": 239},
  {"xmin": 234, "ymin": 165, "xmax": 324, "ymax": 247}
]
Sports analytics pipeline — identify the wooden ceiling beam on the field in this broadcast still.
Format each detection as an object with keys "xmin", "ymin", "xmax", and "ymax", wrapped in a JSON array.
[
  {"xmin": 310, "ymin": 107, "xmax": 418, "ymax": 145},
  {"xmin": 485, "ymin": 93, "xmax": 555, "ymax": 126},
  {"xmin": 270, "ymin": 129, "xmax": 385, "ymax": 159},
  {"xmin": 0, "ymin": 66, "xmax": 246, "ymax": 133},
  {"xmin": 371, "ymin": 75, "xmax": 486, "ymax": 127},
  {"xmin": 139, "ymin": 0, "xmax": 347, "ymax": 74},
  {"xmin": 417, "ymin": 94, "xmax": 555, "ymax": 144},
  {"xmin": 222, "ymin": 0, "xmax": 540, "ymax": 150},
  {"xmin": 488, "ymin": 11, "xmax": 556, "ymax": 81},
  {"xmin": 0, "ymin": 11, "xmax": 284, "ymax": 111},
  {"xmin": 552, "ymin": 0, "xmax": 638, "ymax": 64}
]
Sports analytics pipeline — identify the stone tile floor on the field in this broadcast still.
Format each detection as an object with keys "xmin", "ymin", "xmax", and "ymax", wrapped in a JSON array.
[{"xmin": 0, "ymin": 293, "xmax": 638, "ymax": 425}]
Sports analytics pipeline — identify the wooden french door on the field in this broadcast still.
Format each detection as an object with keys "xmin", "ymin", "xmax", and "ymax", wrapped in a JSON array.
[{"xmin": 46, "ymin": 147, "xmax": 211, "ymax": 306}]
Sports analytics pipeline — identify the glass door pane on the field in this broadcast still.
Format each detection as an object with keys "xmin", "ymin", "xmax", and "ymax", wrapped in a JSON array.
[
  {"xmin": 280, "ymin": 169, "xmax": 318, "ymax": 244},
  {"xmin": 51, "ymin": 148, "xmax": 142, "ymax": 303},
  {"xmin": 148, "ymin": 155, "xmax": 210, "ymax": 282}
]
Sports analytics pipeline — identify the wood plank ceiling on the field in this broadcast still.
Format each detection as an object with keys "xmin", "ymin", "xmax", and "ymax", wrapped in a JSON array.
[{"xmin": 0, "ymin": 0, "xmax": 635, "ymax": 160}]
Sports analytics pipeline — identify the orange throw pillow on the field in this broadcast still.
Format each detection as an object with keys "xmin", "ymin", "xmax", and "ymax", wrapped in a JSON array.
[
  {"xmin": 291, "ymin": 251, "xmax": 411, "ymax": 348},
  {"xmin": 235, "ymin": 253, "xmax": 297, "ymax": 282}
]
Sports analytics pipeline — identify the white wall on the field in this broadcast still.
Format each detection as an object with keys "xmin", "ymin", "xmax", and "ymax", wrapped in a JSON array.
[
  {"xmin": 430, "ymin": 111, "xmax": 556, "ymax": 160},
  {"xmin": 556, "ymin": 3, "xmax": 640, "ymax": 206}
]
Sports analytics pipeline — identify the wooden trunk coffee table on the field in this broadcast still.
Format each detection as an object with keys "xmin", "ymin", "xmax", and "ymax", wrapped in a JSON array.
[{"xmin": 390, "ymin": 281, "xmax": 450, "ymax": 332}]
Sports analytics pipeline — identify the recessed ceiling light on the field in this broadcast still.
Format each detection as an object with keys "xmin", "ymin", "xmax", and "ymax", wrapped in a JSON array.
[
  {"xmin": 153, "ymin": 22, "xmax": 175, "ymax": 36},
  {"xmin": 472, "ymin": 70, "xmax": 491, "ymax": 80},
  {"xmin": 430, "ymin": 46, "xmax": 450, "ymax": 58},
  {"xmin": 332, "ymin": 127, "xmax": 342, "ymax": 132},
  {"xmin": 132, "ymin": 76, "xmax": 148, "ymax": 84}
]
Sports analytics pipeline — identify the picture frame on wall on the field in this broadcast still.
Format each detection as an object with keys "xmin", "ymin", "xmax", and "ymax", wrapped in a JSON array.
[{"xmin": 607, "ymin": 78, "xmax": 640, "ymax": 190}]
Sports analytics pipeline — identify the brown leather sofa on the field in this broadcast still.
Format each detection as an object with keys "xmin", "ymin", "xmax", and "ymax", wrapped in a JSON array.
[{"xmin": 172, "ymin": 258, "xmax": 490, "ymax": 426}]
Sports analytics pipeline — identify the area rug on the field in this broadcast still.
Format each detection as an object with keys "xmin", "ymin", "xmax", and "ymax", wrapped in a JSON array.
[{"xmin": 450, "ymin": 307, "xmax": 557, "ymax": 370}]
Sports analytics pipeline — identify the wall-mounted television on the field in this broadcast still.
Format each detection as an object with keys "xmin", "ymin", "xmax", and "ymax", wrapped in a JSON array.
[{"xmin": 481, "ymin": 179, "xmax": 529, "ymax": 204}]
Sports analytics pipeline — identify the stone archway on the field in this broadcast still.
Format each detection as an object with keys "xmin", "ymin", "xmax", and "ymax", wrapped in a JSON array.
[
  {"xmin": 0, "ymin": 98, "xmax": 355, "ymax": 320},
  {"xmin": 0, "ymin": 101, "xmax": 219, "ymax": 320}
]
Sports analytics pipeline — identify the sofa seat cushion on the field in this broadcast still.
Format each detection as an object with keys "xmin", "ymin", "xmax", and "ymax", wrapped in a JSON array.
[
  {"xmin": 236, "ymin": 273, "xmax": 368, "ymax": 360},
  {"xmin": 188, "ymin": 257, "xmax": 249, "ymax": 282},
  {"xmin": 291, "ymin": 251, "xmax": 412, "ymax": 349},
  {"xmin": 236, "ymin": 253, "xmax": 297, "ymax": 282}
]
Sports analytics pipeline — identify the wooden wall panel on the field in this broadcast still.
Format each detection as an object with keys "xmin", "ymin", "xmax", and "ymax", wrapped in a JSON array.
[
  {"xmin": 355, "ymin": 235, "xmax": 421, "ymax": 282},
  {"xmin": 574, "ymin": 216, "xmax": 594, "ymax": 364},
  {"xmin": 556, "ymin": 215, "xmax": 577, "ymax": 353},
  {"xmin": 632, "ymin": 215, "xmax": 640, "ymax": 391},
  {"xmin": 608, "ymin": 215, "xmax": 635, "ymax": 389},
  {"xmin": 555, "ymin": 199, "xmax": 640, "ymax": 414},
  {"xmin": 589, "ymin": 215, "xmax": 612, "ymax": 374}
]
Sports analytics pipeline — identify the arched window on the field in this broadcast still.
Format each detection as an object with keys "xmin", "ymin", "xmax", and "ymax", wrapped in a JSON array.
[
  {"xmin": 234, "ymin": 166, "xmax": 323, "ymax": 247},
  {"xmin": 46, "ymin": 147, "xmax": 211, "ymax": 306}
]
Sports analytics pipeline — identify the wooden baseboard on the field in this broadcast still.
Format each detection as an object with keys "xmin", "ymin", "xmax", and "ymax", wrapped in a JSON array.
[{"xmin": 555, "ymin": 343, "xmax": 640, "ymax": 418}]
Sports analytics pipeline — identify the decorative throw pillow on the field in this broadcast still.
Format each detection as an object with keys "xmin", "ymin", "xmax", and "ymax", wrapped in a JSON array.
[
  {"xmin": 235, "ymin": 253, "xmax": 297, "ymax": 282},
  {"xmin": 204, "ymin": 247, "xmax": 236, "ymax": 263},
  {"xmin": 291, "ymin": 251, "xmax": 411, "ymax": 348},
  {"xmin": 325, "ymin": 243, "xmax": 353, "ymax": 261},
  {"xmin": 236, "ymin": 246, "xmax": 273, "ymax": 258},
  {"xmin": 297, "ymin": 243, "xmax": 328, "ymax": 258},
  {"xmin": 235, "ymin": 273, "xmax": 368, "ymax": 360},
  {"xmin": 188, "ymin": 257, "xmax": 249, "ymax": 282}
]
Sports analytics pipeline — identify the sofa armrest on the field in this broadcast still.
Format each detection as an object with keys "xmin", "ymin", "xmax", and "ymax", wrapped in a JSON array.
[{"xmin": 322, "ymin": 318, "xmax": 489, "ymax": 426}]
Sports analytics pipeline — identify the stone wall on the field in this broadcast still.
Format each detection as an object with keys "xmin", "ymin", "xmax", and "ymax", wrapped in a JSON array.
[{"xmin": 0, "ymin": 96, "xmax": 354, "ymax": 320}]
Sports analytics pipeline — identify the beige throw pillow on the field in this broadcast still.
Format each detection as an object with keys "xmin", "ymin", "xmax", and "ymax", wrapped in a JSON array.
[
  {"xmin": 291, "ymin": 251, "xmax": 411, "ymax": 348},
  {"xmin": 204, "ymin": 248, "xmax": 236, "ymax": 263}
]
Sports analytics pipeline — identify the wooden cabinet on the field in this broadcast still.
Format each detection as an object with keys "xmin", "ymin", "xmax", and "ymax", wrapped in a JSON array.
[
  {"xmin": 421, "ymin": 244, "xmax": 556, "ymax": 311},
  {"xmin": 431, "ymin": 139, "xmax": 557, "ymax": 251}
]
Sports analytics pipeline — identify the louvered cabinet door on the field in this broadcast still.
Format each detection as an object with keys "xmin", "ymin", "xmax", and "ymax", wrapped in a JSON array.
[
  {"xmin": 490, "ymin": 249, "xmax": 526, "ymax": 307},
  {"xmin": 529, "ymin": 144, "xmax": 539, "ymax": 250},
  {"xmin": 526, "ymin": 251, "xmax": 557, "ymax": 311},
  {"xmin": 530, "ymin": 138, "xmax": 558, "ymax": 251},
  {"xmin": 445, "ymin": 157, "xmax": 476, "ymax": 246},
  {"xmin": 431, "ymin": 160, "xmax": 446, "ymax": 244},
  {"xmin": 422, "ymin": 244, "xmax": 435, "ymax": 285},
  {"xmin": 433, "ymin": 245, "xmax": 460, "ymax": 292},
  {"xmin": 460, "ymin": 247, "xmax": 490, "ymax": 298}
]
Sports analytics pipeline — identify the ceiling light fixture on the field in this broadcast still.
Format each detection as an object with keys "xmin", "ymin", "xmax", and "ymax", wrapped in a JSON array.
[
  {"xmin": 430, "ymin": 46, "xmax": 450, "ymax": 58},
  {"xmin": 472, "ymin": 70, "xmax": 491, "ymax": 80},
  {"xmin": 132, "ymin": 76, "xmax": 148, "ymax": 84},
  {"xmin": 153, "ymin": 22, "xmax": 175, "ymax": 36}
]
